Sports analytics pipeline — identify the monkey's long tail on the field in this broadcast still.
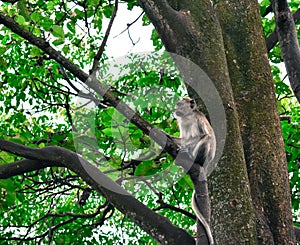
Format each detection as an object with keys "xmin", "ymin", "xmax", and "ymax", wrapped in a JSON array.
[{"xmin": 191, "ymin": 190, "xmax": 214, "ymax": 245}]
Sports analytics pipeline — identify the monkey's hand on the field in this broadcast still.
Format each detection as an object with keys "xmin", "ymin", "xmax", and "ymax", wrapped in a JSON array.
[
  {"xmin": 169, "ymin": 136, "xmax": 181, "ymax": 146},
  {"xmin": 168, "ymin": 135, "xmax": 182, "ymax": 154}
]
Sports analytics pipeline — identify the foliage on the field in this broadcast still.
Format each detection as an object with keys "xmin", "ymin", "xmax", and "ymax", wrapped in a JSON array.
[
  {"xmin": 261, "ymin": 0, "xmax": 300, "ymax": 226},
  {"xmin": 0, "ymin": 0, "xmax": 299, "ymax": 243},
  {"xmin": 281, "ymin": 100, "xmax": 300, "ymax": 225},
  {"xmin": 0, "ymin": 1, "xmax": 192, "ymax": 242}
]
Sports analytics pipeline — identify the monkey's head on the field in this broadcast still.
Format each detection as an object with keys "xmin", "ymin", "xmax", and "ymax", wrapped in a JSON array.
[{"xmin": 174, "ymin": 97, "xmax": 197, "ymax": 118}]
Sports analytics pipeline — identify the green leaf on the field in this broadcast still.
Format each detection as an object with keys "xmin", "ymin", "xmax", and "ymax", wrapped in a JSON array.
[
  {"xmin": 66, "ymin": 21, "xmax": 75, "ymax": 33},
  {"xmin": 30, "ymin": 46, "xmax": 42, "ymax": 57},
  {"xmin": 102, "ymin": 127, "xmax": 122, "ymax": 137},
  {"xmin": 0, "ymin": 57, "xmax": 7, "ymax": 69},
  {"xmin": 62, "ymin": 45, "xmax": 70, "ymax": 54},
  {"xmin": 178, "ymin": 174, "xmax": 193, "ymax": 189},
  {"xmin": 102, "ymin": 127, "xmax": 112, "ymax": 137},
  {"xmin": 46, "ymin": 1, "xmax": 55, "ymax": 10},
  {"xmin": 103, "ymin": 5, "xmax": 113, "ymax": 18},
  {"xmin": 134, "ymin": 160, "xmax": 158, "ymax": 176},
  {"xmin": 51, "ymin": 25, "xmax": 65, "ymax": 38},
  {"xmin": 33, "ymin": 27, "xmax": 41, "ymax": 36},
  {"xmin": 0, "ymin": 46, "xmax": 7, "ymax": 55},
  {"xmin": 74, "ymin": 9, "xmax": 85, "ymax": 18},
  {"xmin": 142, "ymin": 14, "xmax": 151, "ymax": 26},
  {"xmin": 40, "ymin": 18, "xmax": 54, "ymax": 31},
  {"xmin": 151, "ymin": 29, "xmax": 163, "ymax": 51},
  {"xmin": 15, "ymin": 15, "xmax": 26, "ymax": 25},
  {"xmin": 131, "ymin": 129, "xmax": 143, "ymax": 138},
  {"xmin": 0, "ymin": 179, "xmax": 16, "ymax": 209},
  {"xmin": 275, "ymin": 81, "xmax": 292, "ymax": 95},
  {"xmin": 0, "ymin": 179, "xmax": 15, "ymax": 192},
  {"xmin": 30, "ymin": 12, "xmax": 41, "ymax": 23},
  {"xmin": 125, "ymin": 0, "xmax": 138, "ymax": 10},
  {"xmin": 97, "ymin": 18, "xmax": 102, "ymax": 31},
  {"xmin": 0, "ymin": 152, "xmax": 15, "ymax": 164},
  {"xmin": 52, "ymin": 38, "xmax": 65, "ymax": 46},
  {"xmin": 17, "ymin": 0, "xmax": 30, "ymax": 21}
]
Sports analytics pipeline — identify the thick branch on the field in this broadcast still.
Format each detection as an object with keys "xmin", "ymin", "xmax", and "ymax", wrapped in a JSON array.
[
  {"xmin": 266, "ymin": 8, "xmax": 300, "ymax": 52},
  {"xmin": 137, "ymin": 0, "xmax": 180, "ymax": 52},
  {"xmin": 269, "ymin": 1, "xmax": 300, "ymax": 102},
  {"xmin": 0, "ymin": 159, "xmax": 61, "ymax": 178},
  {"xmin": 0, "ymin": 139, "xmax": 194, "ymax": 244},
  {"xmin": 0, "ymin": 12, "xmax": 198, "ymax": 243},
  {"xmin": 263, "ymin": 4, "xmax": 273, "ymax": 17},
  {"xmin": 0, "ymin": 12, "xmax": 179, "ymax": 156},
  {"xmin": 1, "ymin": 0, "xmax": 18, "ymax": 3}
]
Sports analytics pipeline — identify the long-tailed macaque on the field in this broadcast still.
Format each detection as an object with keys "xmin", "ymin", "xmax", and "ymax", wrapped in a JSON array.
[{"xmin": 174, "ymin": 97, "xmax": 216, "ymax": 245}]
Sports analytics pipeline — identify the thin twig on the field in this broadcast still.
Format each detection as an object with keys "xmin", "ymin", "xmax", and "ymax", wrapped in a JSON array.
[
  {"xmin": 90, "ymin": 0, "xmax": 119, "ymax": 73},
  {"xmin": 113, "ymin": 11, "xmax": 144, "ymax": 38}
]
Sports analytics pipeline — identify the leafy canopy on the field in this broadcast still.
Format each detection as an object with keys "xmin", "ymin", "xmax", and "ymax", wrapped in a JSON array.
[{"xmin": 0, "ymin": 0, "xmax": 299, "ymax": 244}]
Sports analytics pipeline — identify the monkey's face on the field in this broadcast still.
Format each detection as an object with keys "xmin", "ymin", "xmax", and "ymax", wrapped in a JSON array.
[{"xmin": 174, "ymin": 98, "xmax": 196, "ymax": 118}]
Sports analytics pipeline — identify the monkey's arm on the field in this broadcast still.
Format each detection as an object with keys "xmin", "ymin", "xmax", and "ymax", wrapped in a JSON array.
[
  {"xmin": 183, "ymin": 134, "xmax": 207, "ymax": 148},
  {"xmin": 169, "ymin": 136, "xmax": 181, "ymax": 146},
  {"xmin": 180, "ymin": 134, "xmax": 215, "ymax": 166}
]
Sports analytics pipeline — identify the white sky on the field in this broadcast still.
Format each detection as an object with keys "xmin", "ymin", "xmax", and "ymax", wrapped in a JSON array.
[
  {"xmin": 103, "ymin": 3, "xmax": 155, "ymax": 58},
  {"xmin": 102, "ymin": 4, "xmax": 288, "ymax": 84}
]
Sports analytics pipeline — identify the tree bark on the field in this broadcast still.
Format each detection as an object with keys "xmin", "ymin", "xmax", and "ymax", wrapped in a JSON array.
[
  {"xmin": 0, "ymin": 13, "xmax": 180, "ymax": 157},
  {"xmin": 266, "ymin": 8, "xmax": 300, "ymax": 52},
  {"xmin": 139, "ymin": 0, "xmax": 257, "ymax": 244},
  {"xmin": 215, "ymin": 0, "xmax": 295, "ymax": 243},
  {"xmin": 0, "ymin": 0, "xmax": 297, "ymax": 243},
  {"xmin": 0, "ymin": 140, "xmax": 195, "ymax": 244},
  {"xmin": 271, "ymin": 0, "xmax": 300, "ymax": 103}
]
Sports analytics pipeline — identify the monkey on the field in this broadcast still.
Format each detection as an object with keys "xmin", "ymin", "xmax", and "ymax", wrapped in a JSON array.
[
  {"xmin": 174, "ymin": 98, "xmax": 216, "ymax": 167},
  {"xmin": 174, "ymin": 97, "xmax": 216, "ymax": 245}
]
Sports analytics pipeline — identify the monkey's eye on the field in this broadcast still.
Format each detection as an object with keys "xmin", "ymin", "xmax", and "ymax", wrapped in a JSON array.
[{"xmin": 190, "ymin": 99, "xmax": 195, "ymax": 105}]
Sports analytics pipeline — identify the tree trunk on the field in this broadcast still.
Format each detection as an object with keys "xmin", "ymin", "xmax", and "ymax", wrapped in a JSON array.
[
  {"xmin": 139, "ymin": 0, "xmax": 258, "ymax": 244},
  {"xmin": 271, "ymin": 0, "xmax": 300, "ymax": 103},
  {"xmin": 140, "ymin": 0, "xmax": 295, "ymax": 244},
  {"xmin": 215, "ymin": 0, "xmax": 295, "ymax": 243},
  {"xmin": 0, "ymin": 0, "xmax": 295, "ymax": 243}
]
